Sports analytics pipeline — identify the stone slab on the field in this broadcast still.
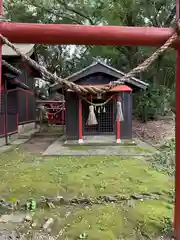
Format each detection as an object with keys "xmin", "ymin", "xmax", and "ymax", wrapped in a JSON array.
[
  {"xmin": 0, "ymin": 145, "xmax": 12, "ymax": 154},
  {"xmin": 43, "ymin": 137, "xmax": 156, "ymax": 156},
  {"xmin": 11, "ymin": 139, "xmax": 29, "ymax": 145}
]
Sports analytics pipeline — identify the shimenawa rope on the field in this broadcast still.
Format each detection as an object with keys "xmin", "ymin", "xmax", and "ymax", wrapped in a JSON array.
[
  {"xmin": 81, "ymin": 95, "xmax": 114, "ymax": 107},
  {"xmin": 2, "ymin": 60, "xmax": 22, "ymax": 75}
]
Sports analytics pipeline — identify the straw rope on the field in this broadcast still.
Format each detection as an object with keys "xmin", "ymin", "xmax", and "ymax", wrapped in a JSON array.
[
  {"xmin": 2, "ymin": 60, "xmax": 21, "ymax": 75},
  {"xmin": 81, "ymin": 95, "xmax": 114, "ymax": 107}
]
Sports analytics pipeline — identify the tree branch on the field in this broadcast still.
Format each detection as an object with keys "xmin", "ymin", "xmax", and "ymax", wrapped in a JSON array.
[
  {"xmin": 164, "ymin": 5, "xmax": 176, "ymax": 26},
  {"xmin": 56, "ymin": 0, "xmax": 95, "ymax": 25},
  {"xmin": 25, "ymin": 0, "xmax": 83, "ymax": 24}
]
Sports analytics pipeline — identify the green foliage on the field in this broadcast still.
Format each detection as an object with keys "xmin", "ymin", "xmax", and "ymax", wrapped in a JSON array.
[
  {"xmin": 152, "ymin": 138, "xmax": 175, "ymax": 176},
  {"xmin": 133, "ymin": 85, "xmax": 171, "ymax": 121},
  {"xmin": 170, "ymin": 84, "xmax": 176, "ymax": 113},
  {"xmin": 26, "ymin": 198, "xmax": 37, "ymax": 211}
]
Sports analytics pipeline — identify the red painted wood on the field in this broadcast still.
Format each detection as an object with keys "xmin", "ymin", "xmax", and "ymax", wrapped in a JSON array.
[
  {"xmin": 0, "ymin": 47, "xmax": 1, "ymax": 83},
  {"xmin": 116, "ymin": 95, "xmax": 120, "ymax": 141},
  {"xmin": 77, "ymin": 84, "xmax": 132, "ymax": 92},
  {"xmin": 16, "ymin": 113, "xmax": 18, "ymax": 127},
  {"xmin": 36, "ymin": 100, "xmax": 65, "ymax": 104},
  {"xmin": 18, "ymin": 120, "xmax": 35, "ymax": 125},
  {"xmin": 0, "ymin": 22, "xmax": 178, "ymax": 47},
  {"xmin": 0, "ymin": 0, "xmax": 2, "ymax": 112},
  {"xmin": 0, "ymin": 0, "xmax": 3, "ymax": 18},
  {"xmin": 26, "ymin": 94, "xmax": 28, "ymax": 120},
  {"xmin": 3, "ymin": 113, "xmax": 5, "ymax": 135},
  {"xmin": 0, "ymin": 129, "xmax": 17, "ymax": 137},
  {"xmin": 78, "ymin": 98, "xmax": 83, "ymax": 141},
  {"xmin": 19, "ymin": 88, "xmax": 33, "ymax": 95},
  {"xmin": 175, "ymin": 1, "xmax": 180, "ymax": 238},
  {"xmin": 24, "ymin": 63, "xmax": 33, "ymax": 73}
]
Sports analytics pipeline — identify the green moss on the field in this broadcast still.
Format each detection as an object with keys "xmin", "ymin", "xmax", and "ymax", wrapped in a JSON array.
[
  {"xmin": 0, "ymin": 149, "xmax": 174, "ymax": 239},
  {"xmin": 67, "ymin": 145, "xmax": 153, "ymax": 154},
  {"xmin": 126, "ymin": 200, "xmax": 173, "ymax": 237},
  {"xmin": 0, "ymin": 149, "xmax": 173, "ymax": 201},
  {"xmin": 68, "ymin": 145, "xmax": 90, "ymax": 150},
  {"xmin": 128, "ymin": 146, "xmax": 154, "ymax": 153},
  {"xmin": 31, "ymin": 202, "xmax": 173, "ymax": 240}
]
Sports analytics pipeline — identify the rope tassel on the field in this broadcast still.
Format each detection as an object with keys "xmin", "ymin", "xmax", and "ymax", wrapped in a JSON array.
[
  {"xmin": 86, "ymin": 105, "xmax": 98, "ymax": 126},
  {"xmin": 116, "ymin": 101, "xmax": 124, "ymax": 121}
]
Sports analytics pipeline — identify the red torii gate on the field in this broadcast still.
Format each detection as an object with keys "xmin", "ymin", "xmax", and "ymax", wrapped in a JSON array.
[{"xmin": 0, "ymin": 0, "xmax": 179, "ymax": 238}]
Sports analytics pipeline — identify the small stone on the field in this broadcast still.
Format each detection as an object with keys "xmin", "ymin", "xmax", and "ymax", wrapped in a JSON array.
[
  {"xmin": 79, "ymin": 198, "xmax": 90, "ymax": 204},
  {"xmin": 0, "ymin": 216, "xmax": 8, "ymax": 223},
  {"xmin": 24, "ymin": 214, "xmax": 32, "ymax": 222},
  {"xmin": 0, "ymin": 213, "xmax": 25, "ymax": 224},
  {"xmin": 47, "ymin": 228, "xmax": 51, "ymax": 233},
  {"xmin": 104, "ymin": 196, "xmax": 117, "ymax": 202},
  {"xmin": 131, "ymin": 195, "xmax": 144, "ymax": 200},
  {"xmin": 70, "ymin": 198, "xmax": 79, "ymax": 204},
  {"xmin": 65, "ymin": 211, "xmax": 71, "ymax": 218},
  {"xmin": 57, "ymin": 196, "xmax": 64, "ymax": 202},
  {"xmin": 31, "ymin": 222, "xmax": 37, "ymax": 228},
  {"xmin": 119, "ymin": 195, "xmax": 130, "ymax": 201},
  {"xmin": 6, "ymin": 202, "xmax": 13, "ymax": 209},
  {"xmin": 0, "ymin": 198, "xmax": 5, "ymax": 203},
  {"xmin": 79, "ymin": 232, "xmax": 88, "ymax": 239},
  {"xmin": 71, "ymin": 203, "xmax": 77, "ymax": 206},
  {"xmin": 42, "ymin": 218, "xmax": 54, "ymax": 230}
]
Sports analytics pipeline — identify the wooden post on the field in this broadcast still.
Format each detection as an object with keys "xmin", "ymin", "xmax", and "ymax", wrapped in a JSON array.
[
  {"xmin": 0, "ymin": 0, "xmax": 3, "ymax": 139},
  {"xmin": 26, "ymin": 94, "xmax": 28, "ymax": 121},
  {"xmin": 0, "ymin": 0, "xmax": 2, "ymax": 107},
  {"xmin": 78, "ymin": 97, "xmax": 83, "ymax": 144},
  {"xmin": 175, "ymin": 0, "xmax": 180, "ymax": 238},
  {"xmin": 4, "ymin": 80, "xmax": 8, "ymax": 145},
  {"xmin": 116, "ymin": 94, "xmax": 121, "ymax": 143}
]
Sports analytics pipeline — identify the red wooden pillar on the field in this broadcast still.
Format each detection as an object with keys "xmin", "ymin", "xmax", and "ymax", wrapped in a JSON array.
[
  {"xmin": 116, "ymin": 94, "xmax": 121, "ymax": 143},
  {"xmin": 26, "ymin": 94, "xmax": 29, "ymax": 121},
  {"xmin": 0, "ymin": 41, "xmax": 1, "ymax": 88},
  {"xmin": 62, "ymin": 102, "xmax": 65, "ymax": 125},
  {"xmin": 0, "ymin": 0, "xmax": 3, "ymax": 105},
  {"xmin": 78, "ymin": 97, "xmax": 83, "ymax": 144},
  {"xmin": 175, "ymin": 0, "xmax": 180, "ymax": 238}
]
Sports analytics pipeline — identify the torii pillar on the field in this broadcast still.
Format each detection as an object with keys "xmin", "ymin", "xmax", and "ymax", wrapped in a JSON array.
[
  {"xmin": 175, "ymin": 0, "xmax": 180, "ymax": 239},
  {"xmin": 0, "ymin": 0, "xmax": 2, "ymax": 89}
]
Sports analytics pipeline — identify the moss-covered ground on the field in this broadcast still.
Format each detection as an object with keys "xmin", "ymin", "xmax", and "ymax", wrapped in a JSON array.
[{"xmin": 0, "ymin": 147, "xmax": 174, "ymax": 239}]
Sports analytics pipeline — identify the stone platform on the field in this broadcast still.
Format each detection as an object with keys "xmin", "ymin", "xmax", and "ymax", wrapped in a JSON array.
[
  {"xmin": 43, "ymin": 136, "xmax": 156, "ymax": 156},
  {"xmin": 64, "ymin": 135, "xmax": 136, "ymax": 146}
]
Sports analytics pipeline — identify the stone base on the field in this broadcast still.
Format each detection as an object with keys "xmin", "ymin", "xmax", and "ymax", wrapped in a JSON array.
[
  {"xmin": 64, "ymin": 135, "xmax": 136, "ymax": 146},
  {"xmin": 18, "ymin": 122, "xmax": 36, "ymax": 134},
  {"xmin": 0, "ymin": 122, "xmax": 37, "ymax": 147},
  {"xmin": 78, "ymin": 139, "xmax": 84, "ymax": 144}
]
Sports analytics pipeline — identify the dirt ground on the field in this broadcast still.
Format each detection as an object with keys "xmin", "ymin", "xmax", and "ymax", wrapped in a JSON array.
[
  {"xmin": 21, "ymin": 136, "xmax": 58, "ymax": 154},
  {"xmin": 132, "ymin": 119, "xmax": 175, "ymax": 146}
]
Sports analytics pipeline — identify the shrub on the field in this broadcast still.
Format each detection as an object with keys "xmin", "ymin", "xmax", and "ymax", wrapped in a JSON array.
[
  {"xmin": 152, "ymin": 138, "xmax": 175, "ymax": 176},
  {"xmin": 133, "ymin": 86, "xmax": 171, "ymax": 122}
]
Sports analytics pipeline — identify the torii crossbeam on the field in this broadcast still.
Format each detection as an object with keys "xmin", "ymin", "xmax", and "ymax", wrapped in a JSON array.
[{"xmin": 0, "ymin": 0, "xmax": 179, "ymax": 238}]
